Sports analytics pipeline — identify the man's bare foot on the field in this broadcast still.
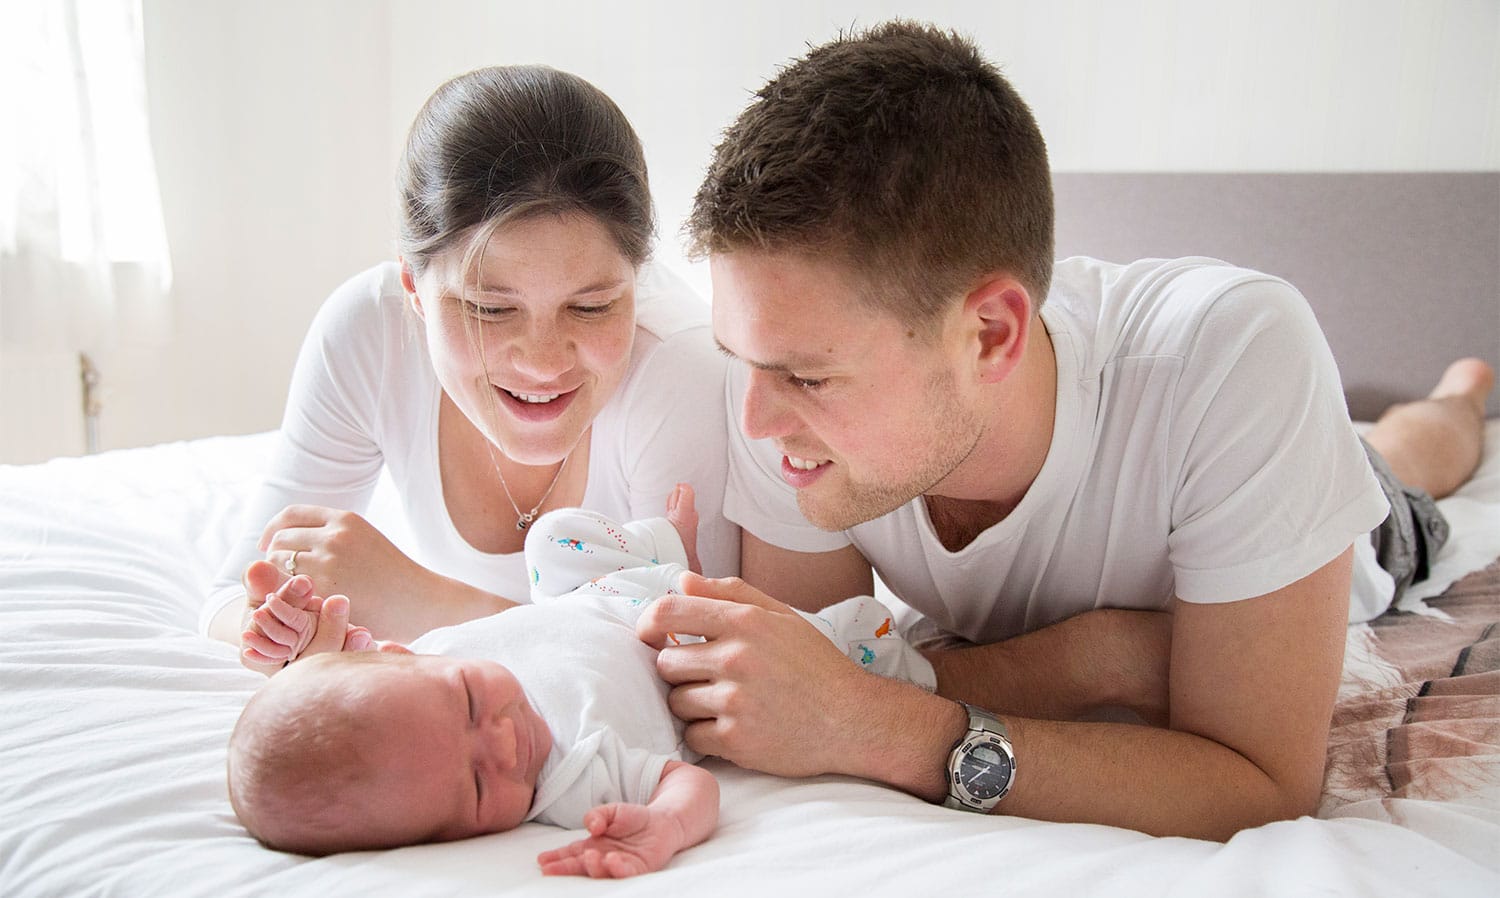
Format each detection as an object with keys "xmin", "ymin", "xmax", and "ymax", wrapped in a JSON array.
[
  {"xmin": 666, "ymin": 483, "xmax": 702, "ymax": 574},
  {"xmin": 1367, "ymin": 357, "xmax": 1493, "ymax": 499},
  {"xmin": 1428, "ymin": 357, "xmax": 1494, "ymax": 417}
]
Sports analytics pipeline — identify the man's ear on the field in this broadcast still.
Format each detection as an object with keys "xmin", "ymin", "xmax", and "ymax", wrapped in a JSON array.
[
  {"xmin": 962, "ymin": 276, "xmax": 1033, "ymax": 384},
  {"xmin": 399, "ymin": 258, "xmax": 426, "ymax": 320}
]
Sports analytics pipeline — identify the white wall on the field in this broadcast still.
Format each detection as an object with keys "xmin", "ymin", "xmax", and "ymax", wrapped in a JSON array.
[{"xmin": 99, "ymin": 0, "xmax": 1498, "ymax": 452}]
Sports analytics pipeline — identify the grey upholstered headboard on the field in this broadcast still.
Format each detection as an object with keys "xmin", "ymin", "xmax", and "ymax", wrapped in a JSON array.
[{"xmin": 1052, "ymin": 173, "xmax": 1500, "ymax": 421}]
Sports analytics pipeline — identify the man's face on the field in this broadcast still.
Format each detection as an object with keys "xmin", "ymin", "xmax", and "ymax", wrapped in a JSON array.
[{"xmin": 711, "ymin": 250, "xmax": 985, "ymax": 531}]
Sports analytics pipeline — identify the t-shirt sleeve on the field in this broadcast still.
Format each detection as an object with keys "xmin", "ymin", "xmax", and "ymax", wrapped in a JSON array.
[
  {"xmin": 1164, "ymin": 273, "xmax": 1389, "ymax": 603},
  {"xmin": 610, "ymin": 322, "xmax": 742, "ymax": 579},
  {"xmin": 722, "ymin": 361, "xmax": 853, "ymax": 553},
  {"xmin": 200, "ymin": 267, "xmax": 392, "ymax": 632}
]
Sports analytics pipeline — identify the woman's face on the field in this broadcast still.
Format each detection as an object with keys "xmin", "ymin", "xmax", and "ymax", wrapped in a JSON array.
[{"xmin": 408, "ymin": 213, "xmax": 637, "ymax": 466}]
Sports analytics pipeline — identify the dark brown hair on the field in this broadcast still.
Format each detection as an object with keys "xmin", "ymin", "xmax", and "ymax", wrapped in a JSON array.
[
  {"xmin": 688, "ymin": 20, "xmax": 1053, "ymax": 326},
  {"xmin": 397, "ymin": 65, "xmax": 654, "ymax": 274}
]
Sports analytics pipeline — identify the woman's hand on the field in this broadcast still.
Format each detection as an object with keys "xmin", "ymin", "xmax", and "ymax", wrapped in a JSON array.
[
  {"xmin": 257, "ymin": 505, "xmax": 428, "ymax": 611},
  {"xmin": 253, "ymin": 504, "xmax": 516, "ymax": 642},
  {"xmin": 239, "ymin": 563, "xmax": 411, "ymax": 674}
]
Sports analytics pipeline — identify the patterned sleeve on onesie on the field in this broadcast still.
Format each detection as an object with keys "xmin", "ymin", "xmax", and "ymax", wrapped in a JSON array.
[{"xmin": 525, "ymin": 508, "xmax": 690, "ymax": 602}]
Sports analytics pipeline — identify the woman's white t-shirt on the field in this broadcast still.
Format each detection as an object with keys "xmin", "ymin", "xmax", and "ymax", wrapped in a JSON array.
[{"xmin": 202, "ymin": 261, "xmax": 737, "ymax": 632}]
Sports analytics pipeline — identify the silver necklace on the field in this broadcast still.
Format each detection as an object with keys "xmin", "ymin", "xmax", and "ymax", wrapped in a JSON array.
[{"xmin": 487, "ymin": 443, "xmax": 570, "ymax": 531}]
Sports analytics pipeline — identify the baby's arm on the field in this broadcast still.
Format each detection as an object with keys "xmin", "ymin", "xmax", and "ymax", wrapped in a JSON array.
[{"xmin": 536, "ymin": 761, "xmax": 719, "ymax": 879}]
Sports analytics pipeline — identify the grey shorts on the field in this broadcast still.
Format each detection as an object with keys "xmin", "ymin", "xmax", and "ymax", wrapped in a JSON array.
[{"xmin": 1362, "ymin": 437, "xmax": 1450, "ymax": 602}]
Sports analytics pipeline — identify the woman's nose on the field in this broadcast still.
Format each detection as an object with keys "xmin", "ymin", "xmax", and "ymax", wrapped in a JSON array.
[{"xmin": 509, "ymin": 324, "xmax": 574, "ymax": 383}]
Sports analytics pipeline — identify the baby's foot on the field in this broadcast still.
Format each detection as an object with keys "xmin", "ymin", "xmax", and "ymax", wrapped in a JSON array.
[{"xmin": 666, "ymin": 483, "xmax": 702, "ymax": 574}]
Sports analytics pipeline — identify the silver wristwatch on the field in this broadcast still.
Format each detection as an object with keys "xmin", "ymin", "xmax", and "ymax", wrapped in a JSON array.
[{"xmin": 943, "ymin": 702, "xmax": 1016, "ymax": 812}]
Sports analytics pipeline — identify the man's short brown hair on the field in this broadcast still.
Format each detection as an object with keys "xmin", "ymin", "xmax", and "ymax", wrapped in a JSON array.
[{"xmin": 687, "ymin": 20, "xmax": 1053, "ymax": 327}]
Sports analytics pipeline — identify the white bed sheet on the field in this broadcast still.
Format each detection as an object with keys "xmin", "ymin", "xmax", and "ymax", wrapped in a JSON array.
[{"xmin": 2, "ymin": 427, "xmax": 1498, "ymax": 897}]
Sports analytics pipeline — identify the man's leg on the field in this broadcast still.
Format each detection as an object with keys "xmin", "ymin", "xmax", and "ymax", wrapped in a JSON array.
[{"xmin": 1363, "ymin": 358, "xmax": 1493, "ymax": 500}]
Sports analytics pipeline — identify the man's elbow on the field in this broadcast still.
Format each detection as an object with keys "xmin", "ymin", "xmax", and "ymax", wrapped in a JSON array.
[{"xmin": 1204, "ymin": 780, "xmax": 1322, "ymax": 842}]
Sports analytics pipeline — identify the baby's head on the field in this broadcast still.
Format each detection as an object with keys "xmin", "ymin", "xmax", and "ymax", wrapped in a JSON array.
[{"xmin": 227, "ymin": 650, "xmax": 552, "ymax": 855}]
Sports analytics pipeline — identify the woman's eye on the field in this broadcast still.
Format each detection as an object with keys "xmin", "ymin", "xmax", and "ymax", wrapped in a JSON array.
[
  {"xmin": 571, "ymin": 302, "xmax": 615, "ymax": 317},
  {"xmin": 463, "ymin": 302, "xmax": 513, "ymax": 320}
]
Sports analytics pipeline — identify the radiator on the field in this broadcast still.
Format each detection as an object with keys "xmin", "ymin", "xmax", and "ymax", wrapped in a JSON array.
[{"xmin": 0, "ymin": 350, "xmax": 91, "ymax": 464}]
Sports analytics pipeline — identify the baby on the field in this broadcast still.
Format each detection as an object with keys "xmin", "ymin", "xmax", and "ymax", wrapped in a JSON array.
[{"xmin": 228, "ymin": 485, "xmax": 934, "ymax": 877}]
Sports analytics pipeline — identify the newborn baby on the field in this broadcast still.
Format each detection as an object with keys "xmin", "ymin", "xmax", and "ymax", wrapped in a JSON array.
[{"xmin": 228, "ymin": 485, "xmax": 933, "ymax": 877}]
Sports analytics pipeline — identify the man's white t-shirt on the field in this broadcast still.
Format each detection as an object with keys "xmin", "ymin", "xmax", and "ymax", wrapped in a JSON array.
[
  {"xmin": 203, "ymin": 260, "xmax": 737, "ymax": 632},
  {"xmin": 725, "ymin": 256, "xmax": 1391, "ymax": 644},
  {"xmin": 410, "ymin": 598, "xmax": 693, "ymax": 828}
]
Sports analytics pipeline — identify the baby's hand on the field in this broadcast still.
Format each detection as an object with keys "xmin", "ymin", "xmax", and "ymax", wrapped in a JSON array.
[
  {"xmin": 242, "ymin": 575, "xmax": 321, "ymax": 666},
  {"xmin": 242, "ymin": 577, "xmax": 375, "ymax": 670},
  {"xmin": 536, "ymin": 803, "xmax": 681, "ymax": 879}
]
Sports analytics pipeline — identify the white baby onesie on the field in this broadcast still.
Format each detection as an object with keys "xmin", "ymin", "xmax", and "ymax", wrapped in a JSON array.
[{"xmin": 525, "ymin": 508, "xmax": 937, "ymax": 690}]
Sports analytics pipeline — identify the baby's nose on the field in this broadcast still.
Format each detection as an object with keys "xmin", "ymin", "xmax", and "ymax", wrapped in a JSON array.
[{"xmin": 479, "ymin": 715, "xmax": 519, "ymax": 772}]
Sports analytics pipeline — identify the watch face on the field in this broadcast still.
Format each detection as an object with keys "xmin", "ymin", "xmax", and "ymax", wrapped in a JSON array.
[{"xmin": 959, "ymin": 741, "xmax": 1013, "ymax": 801}]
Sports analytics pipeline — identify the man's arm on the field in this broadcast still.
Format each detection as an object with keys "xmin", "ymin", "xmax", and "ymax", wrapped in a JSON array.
[
  {"xmin": 642, "ymin": 549, "xmax": 1352, "ymax": 840},
  {"xmin": 740, "ymin": 531, "xmax": 873, "ymax": 612},
  {"xmin": 927, "ymin": 607, "xmax": 1172, "ymax": 725},
  {"xmin": 745, "ymin": 533, "xmax": 1171, "ymax": 721}
]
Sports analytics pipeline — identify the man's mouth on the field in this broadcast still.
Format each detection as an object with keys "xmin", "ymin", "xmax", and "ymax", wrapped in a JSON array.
[
  {"xmin": 785, "ymin": 454, "xmax": 825, "ymax": 471},
  {"xmin": 780, "ymin": 453, "xmax": 831, "ymax": 488}
]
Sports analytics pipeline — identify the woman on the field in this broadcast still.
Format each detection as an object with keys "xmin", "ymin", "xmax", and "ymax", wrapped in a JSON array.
[{"xmin": 204, "ymin": 66, "xmax": 737, "ymax": 669}]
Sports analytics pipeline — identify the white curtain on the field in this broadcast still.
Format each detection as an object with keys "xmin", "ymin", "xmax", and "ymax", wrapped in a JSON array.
[{"xmin": 0, "ymin": 0, "xmax": 173, "ymax": 352}]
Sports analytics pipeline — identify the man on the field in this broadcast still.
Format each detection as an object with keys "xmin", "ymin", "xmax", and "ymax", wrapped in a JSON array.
[{"xmin": 637, "ymin": 21, "xmax": 1492, "ymax": 839}]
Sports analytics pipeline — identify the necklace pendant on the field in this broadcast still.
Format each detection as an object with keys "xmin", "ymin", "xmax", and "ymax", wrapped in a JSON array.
[{"xmin": 516, "ymin": 512, "xmax": 535, "ymax": 532}]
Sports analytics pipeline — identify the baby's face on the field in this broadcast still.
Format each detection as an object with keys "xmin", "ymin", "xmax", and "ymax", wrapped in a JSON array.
[{"xmin": 350, "ymin": 654, "xmax": 553, "ymax": 843}]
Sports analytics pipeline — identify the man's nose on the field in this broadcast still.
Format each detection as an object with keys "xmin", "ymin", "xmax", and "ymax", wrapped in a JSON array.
[{"xmin": 741, "ymin": 367, "xmax": 796, "ymax": 441}]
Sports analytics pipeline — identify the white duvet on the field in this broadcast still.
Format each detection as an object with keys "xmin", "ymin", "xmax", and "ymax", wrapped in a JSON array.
[{"xmin": 2, "ymin": 427, "xmax": 1498, "ymax": 897}]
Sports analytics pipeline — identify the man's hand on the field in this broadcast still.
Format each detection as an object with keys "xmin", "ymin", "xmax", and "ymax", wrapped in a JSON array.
[{"xmin": 637, "ymin": 573, "xmax": 874, "ymax": 777}]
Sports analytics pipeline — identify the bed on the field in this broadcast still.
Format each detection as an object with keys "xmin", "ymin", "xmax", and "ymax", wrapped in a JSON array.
[{"xmin": 3, "ymin": 173, "xmax": 1498, "ymax": 897}]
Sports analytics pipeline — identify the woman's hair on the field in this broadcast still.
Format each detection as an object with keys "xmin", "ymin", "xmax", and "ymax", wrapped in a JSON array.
[
  {"xmin": 397, "ymin": 65, "xmax": 654, "ymax": 275},
  {"xmin": 687, "ymin": 20, "xmax": 1053, "ymax": 329}
]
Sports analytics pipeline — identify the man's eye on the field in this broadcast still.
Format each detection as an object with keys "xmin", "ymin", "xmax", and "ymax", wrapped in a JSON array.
[{"xmin": 789, "ymin": 375, "xmax": 827, "ymax": 390}]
